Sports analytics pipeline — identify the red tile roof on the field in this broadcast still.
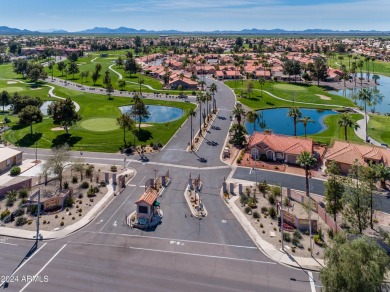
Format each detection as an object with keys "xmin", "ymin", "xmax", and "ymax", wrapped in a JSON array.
[
  {"xmin": 248, "ymin": 132, "xmax": 313, "ymax": 155},
  {"xmin": 135, "ymin": 189, "xmax": 158, "ymax": 206}
]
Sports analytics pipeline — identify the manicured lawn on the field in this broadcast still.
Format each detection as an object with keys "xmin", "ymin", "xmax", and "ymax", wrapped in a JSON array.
[
  {"xmin": 367, "ymin": 114, "xmax": 390, "ymax": 145},
  {"xmin": 226, "ymin": 80, "xmax": 355, "ymax": 110},
  {"xmin": 2, "ymin": 85, "xmax": 195, "ymax": 153},
  {"xmin": 309, "ymin": 113, "xmax": 363, "ymax": 144}
]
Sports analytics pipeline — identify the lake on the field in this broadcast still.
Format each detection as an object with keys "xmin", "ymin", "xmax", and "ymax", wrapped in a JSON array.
[
  {"xmin": 330, "ymin": 74, "xmax": 390, "ymax": 114},
  {"xmin": 244, "ymin": 108, "xmax": 337, "ymax": 136},
  {"xmin": 119, "ymin": 105, "xmax": 183, "ymax": 123}
]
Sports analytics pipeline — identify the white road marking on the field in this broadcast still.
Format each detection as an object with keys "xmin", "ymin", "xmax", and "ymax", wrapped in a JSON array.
[
  {"xmin": 308, "ymin": 271, "xmax": 316, "ymax": 292},
  {"xmin": 69, "ymin": 241, "xmax": 275, "ymax": 265},
  {"xmin": 0, "ymin": 242, "xmax": 18, "ymax": 246},
  {"xmin": 249, "ymin": 169, "xmax": 252, "ymax": 175},
  {"xmin": 113, "ymin": 221, "xmax": 117, "ymax": 227},
  {"xmin": 96, "ymin": 219, "xmax": 104, "ymax": 224},
  {"xmin": 20, "ymin": 244, "xmax": 67, "ymax": 292},
  {"xmin": 99, "ymin": 187, "xmax": 138, "ymax": 232},
  {"xmin": 0, "ymin": 243, "xmax": 47, "ymax": 288},
  {"xmin": 87, "ymin": 231, "xmax": 257, "ymax": 249}
]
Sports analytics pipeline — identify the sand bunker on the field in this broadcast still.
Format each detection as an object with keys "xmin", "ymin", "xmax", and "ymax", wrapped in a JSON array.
[
  {"xmin": 51, "ymin": 127, "xmax": 65, "ymax": 131},
  {"xmin": 140, "ymin": 124, "xmax": 152, "ymax": 128},
  {"xmin": 316, "ymin": 94, "xmax": 331, "ymax": 100},
  {"xmin": 7, "ymin": 81, "xmax": 17, "ymax": 84},
  {"xmin": 31, "ymin": 87, "xmax": 42, "ymax": 90}
]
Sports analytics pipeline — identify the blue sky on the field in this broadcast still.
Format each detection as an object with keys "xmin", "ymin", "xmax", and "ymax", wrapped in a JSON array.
[{"xmin": 2, "ymin": 0, "xmax": 389, "ymax": 31}]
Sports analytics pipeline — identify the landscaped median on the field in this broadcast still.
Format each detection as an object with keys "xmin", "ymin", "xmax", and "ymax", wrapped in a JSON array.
[{"xmin": 184, "ymin": 176, "xmax": 207, "ymax": 218}]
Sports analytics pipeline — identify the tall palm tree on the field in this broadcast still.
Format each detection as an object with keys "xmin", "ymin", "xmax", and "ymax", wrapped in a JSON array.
[
  {"xmin": 372, "ymin": 74, "xmax": 380, "ymax": 85},
  {"xmin": 359, "ymin": 88, "xmax": 373, "ymax": 142},
  {"xmin": 205, "ymin": 91, "xmax": 212, "ymax": 116},
  {"xmin": 188, "ymin": 109, "xmax": 197, "ymax": 150},
  {"xmin": 196, "ymin": 92, "xmax": 205, "ymax": 136},
  {"xmin": 116, "ymin": 113, "xmax": 135, "ymax": 146},
  {"xmin": 288, "ymin": 107, "xmax": 302, "ymax": 136},
  {"xmin": 364, "ymin": 56, "xmax": 371, "ymax": 80},
  {"xmin": 298, "ymin": 116, "xmax": 315, "ymax": 137},
  {"xmin": 138, "ymin": 77, "xmax": 144, "ymax": 96},
  {"xmin": 337, "ymin": 55, "xmax": 344, "ymax": 66},
  {"xmin": 232, "ymin": 104, "xmax": 245, "ymax": 125},
  {"xmin": 210, "ymin": 83, "xmax": 217, "ymax": 111},
  {"xmin": 296, "ymin": 151, "xmax": 317, "ymax": 198},
  {"xmin": 337, "ymin": 113, "xmax": 360, "ymax": 141},
  {"xmin": 358, "ymin": 60, "xmax": 364, "ymax": 86},
  {"xmin": 246, "ymin": 110, "xmax": 260, "ymax": 133},
  {"xmin": 258, "ymin": 77, "xmax": 265, "ymax": 98}
]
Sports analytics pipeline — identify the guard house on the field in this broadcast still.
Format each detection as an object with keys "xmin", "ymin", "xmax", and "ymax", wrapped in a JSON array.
[{"xmin": 134, "ymin": 187, "xmax": 161, "ymax": 227}]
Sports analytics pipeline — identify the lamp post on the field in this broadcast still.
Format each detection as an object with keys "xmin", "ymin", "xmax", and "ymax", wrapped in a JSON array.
[
  {"xmin": 35, "ymin": 189, "xmax": 41, "ymax": 246},
  {"xmin": 308, "ymin": 179, "xmax": 313, "ymax": 256},
  {"xmin": 35, "ymin": 142, "xmax": 38, "ymax": 164},
  {"xmin": 153, "ymin": 169, "xmax": 158, "ymax": 188}
]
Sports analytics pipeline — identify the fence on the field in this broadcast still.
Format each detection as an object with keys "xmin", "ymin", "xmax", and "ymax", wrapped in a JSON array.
[{"xmin": 0, "ymin": 178, "xmax": 32, "ymax": 198}]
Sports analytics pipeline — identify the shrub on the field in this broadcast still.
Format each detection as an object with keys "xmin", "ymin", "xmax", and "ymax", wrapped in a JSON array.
[
  {"xmin": 79, "ymin": 213, "xmax": 82, "ymax": 216},
  {"xmin": 64, "ymin": 181, "xmax": 69, "ymax": 189},
  {"xmin": 6, "ymin": 190, "xmax": 18, "ymax": 207},
  {"xmin": 271, "ymin": 186, "xmax": 281, "ymax": 197},
  {"xmin": 240, "ymin": 194, "xmax": 248, "ymax": 205},
  {"xmin": 78, "ymin": 208, "xmax": 82, "ymax": 213},
  {"xmin": 327, "ymin": 228, "xmax": 334, "ymax": 239},
  {"xmin": 28, "ymin": 204, "xmax": 38, "ymax": 216},
  {"xmin": 260, "ymin": 223, "xmax": 264, "ymax": 228},
  {"xmin": 283, "ymin": 197, "xmax": 289, "ymax": 207},
  {"xmin": 244, "ymin": 206, "xmax": 252, "ymax": 214},
  {"xmin": 269, "ymin": 207, "xmax": 277, "ymax": 219},
  {"xmin": 150, "ymin": 142, "xmax": 154, "ymax": 147},
  {"xmin": 283, "ymin": 232, "xmax": 291, "ymax": 242},
  {"xmin": 261, "ymin": 206, "xmax": 268, "ymax": 214},
  {"xmin": 292, "ymin": 237, "xmax": 300, "ymax": 247},
  {"xmin": 111, "ymin": 165, "xmax": 117, "ymax": 172},
  {"xmin": 253, "ymin": 211, "xmax": 260, "ymax": 219},
  {"xmin": 66, "ymin": 208, "xmax": 69, "ymax": 212},
  {"xmin": 13, "ymin": 208, "xmax": 25, "ymax": 217},
  {"xmin": 100, "ymin": 181, "xmax": 106, "ymax": 187},
  {"xmin": 157, "ymin": 142, "xmax": 163, "ymax": 148},
  {"xmin": 262, "ymin": 230, "xmax": 265, "ymax": 234},
  {"xmin": 60, "ymin": 221, "xmax": 64, "ymax": 226},
  {"xmin": 72, "ymin": 176, "xmax": 78, "ymax": 183},
  {"xmin": 268, "ymin": 195, "xmax": 275, "ymax": 205},
  {"xmin": 1, "ymin": 210, "xmax": 10, "ymax": 220},
  {"xmin": 72, "ymin": 217, "xmax": 75, "ymax": 220},
  {"xmin": 273, "ymin": 227, "xmax": 277, "ymax": 231},
  {"xmin": 81, "ymin": 181, "xmax": 89, "ymax": 189},
  {"xmin": 55, "ymin": 215, "xmax": 58, "ymax": 219},
  {"xmin": 62, "ymin": 217, "xmax": 65, "ymax": 220},
  {"xmin": 248, "ymin": 197, "xmax": 257, "ymax": 208},
  {"xmin": 293, "ymin": 230, "xmax": 302, "ymax": 240},
  {"xmin": 10, "ymin": 166, "xmax": 21, "ymax": 176},
  {"xmin": 68, "ymin": 212, "xmax": 72, "ymax": 216},
  {"xmin": 314, "ymin": 235, "xmax": 324, "ymax": 246},
  {"xmin": 274, "ymin": 166, "xmax": 279, "ymax": 170},
  {"xmin": 43, "ymin": 220, "xmax": 47, "ymax": 224},
  {"xmin": 90, "ymin": 198, "xmax": 94, "ymax": 202},
  {"xmin": 18, "ymin": 189, "xmax": 29, "ymax": 199},
  {"xmin": 78, "ymin": 194, "xmax": 83, "ymax": 199},
  {"xmin": 15, "ymin": 216, "xmax": 28, "ymax": 226}
]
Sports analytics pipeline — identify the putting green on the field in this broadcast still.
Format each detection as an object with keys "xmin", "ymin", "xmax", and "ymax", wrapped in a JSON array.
[
  {"xmin": 80, "ymin": 118, "xmax": 119, "ymax": 132},
  {"xmin": 273, "ymin": 84, "xmax": 306, "ymax": 91},
  {"xmin": 2, "ymin": 87, "xmax": 23, "ymax": 93}
]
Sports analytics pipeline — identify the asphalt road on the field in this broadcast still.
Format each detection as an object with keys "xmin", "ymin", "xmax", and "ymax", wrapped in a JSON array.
[{"xmin": 0, "ymin": 77, "xmax": 323, "ymax": 291}]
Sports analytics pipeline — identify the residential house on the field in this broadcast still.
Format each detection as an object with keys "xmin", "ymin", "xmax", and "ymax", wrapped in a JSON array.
[
  {"xmin": 0, "ymin": 146, "xmax": 23, "ymax": 174},
  {"xmin": 247, "ymin": 132, "xmax": 313, "ymax": 164}
]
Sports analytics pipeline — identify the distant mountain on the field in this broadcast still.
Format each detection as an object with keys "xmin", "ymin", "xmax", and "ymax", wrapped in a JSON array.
[{"xmin": 0, "ymin": 25, "xmax": 389, "ymax": 35}]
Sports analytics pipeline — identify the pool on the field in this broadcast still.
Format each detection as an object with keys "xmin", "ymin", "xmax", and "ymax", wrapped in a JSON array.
[
  {"xmin": 119, "ymin": 105, "xmax": 183, "ymax": 123},
  {"xmin": 244, "ymin": 108, "xmax": 337, "ymax": 136}
]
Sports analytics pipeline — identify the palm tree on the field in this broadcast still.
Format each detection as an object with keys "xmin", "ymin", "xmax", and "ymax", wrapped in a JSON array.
[
  {"xmin": 198, "ymin": 80, "xmax": 206, "ymax": 91},
  {"xmin": 337, "ymin": 113, "xmax": 360, "ymax": 141},
  {"xmin": 288, "ymin": 107, "xmax": 302, "ymax": 136},
  {"xmin": 372, "ymin": 74, "xmax": 380, "ymax": 85},
  {"xmin": 358, "ymin": 60, "xmax": 364, "ymax": 86},
  {"xmin": 359, "ymin": 88, "xmax": 373, "ymax": 142},
  {"xmin": 258, "ymin": 77, "xmax": 265, "ymax": 98},
  {"xmin": 296, "ymin": 151, "xmax": 317, "ymax": 198},
  {"xmin": 188, "ymin": 109, "xmax": 197, "ymax": 150},
  {"xmin": 298, "ymin": 116, "xmax": 315, "ymax": 137},
  {"xmin": 338, "ymin": 55, "xmax": 344, "ymax": 66},
  {"xmin": 232, "ymin": 104, "xmax": 245, "ymax": 126},
  {"xmin": 205, "ymin": 91, "xmax": 212, "ymax": 117},
  {"xmin": 210, "ymin": 83, "xmax": 217, "ymax": 111},
  {"xmin": 246, "ymin": 110, "xmax": 260, "ymax": 133},
  {"xmin": 364, "ymin": 56, "xmax": 371, "ymax": 80},
  {"xmin": 196, "ymin": 92, "xmax": 205, "ymax": 136},
  {"xmin": 117, "ymin": 113, "xmax": 135, "ymax": 146},
  {"xmin": 138, "ymin": 77, "xmax": 144, "ymax": 96},
  {"xmin": 373, "ymin": 163, "xmax": 390, "ymax": 189}
]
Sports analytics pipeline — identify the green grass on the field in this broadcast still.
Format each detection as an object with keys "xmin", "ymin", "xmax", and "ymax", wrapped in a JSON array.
[
  {"xmin": 226, "ymin": 80, "xmax": 355, "ymax": 110},
  {"xmin": 80, "ymin": 118, "xmax": 119, "ymax": 132},
  {"xmin": 2, "ymin": 84, "xmax": 196, "ymax": 153},
  {"xmin": 309, "ymin": 113, "xmax": 363, "ymax": 144},
  {"xmin": 367, "ymin": 114, "xmax": 390, "ymax": 145}
]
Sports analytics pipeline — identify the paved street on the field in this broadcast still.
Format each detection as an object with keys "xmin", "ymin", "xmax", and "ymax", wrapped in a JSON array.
[{"xmin": 0, "ymin": 77, "xmax": 323, "ymax": 291}]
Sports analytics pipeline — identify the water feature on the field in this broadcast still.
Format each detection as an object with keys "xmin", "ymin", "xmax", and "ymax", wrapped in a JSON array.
[
  {"xmin": 244, "ymin": 108, "xmax": 337, "ymax": 136},
  {"xmin": 119, "ymin": 104, "xmax": 183, "ymax": 123},
  {"xmin": 330, "ymin": 75, "xmax": 390, "ymax": 114},
  {"xmin": 40, "ymin": 101, "xmax": 53, "ymax": 116}
]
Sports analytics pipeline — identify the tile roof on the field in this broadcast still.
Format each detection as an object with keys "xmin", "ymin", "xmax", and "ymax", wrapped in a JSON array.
[
  {"xmin": 324, "ymin": 141, "xmax": 390, "ymax": 166},
  {"xmin": 135, "ymin": 188, "xmax": 158, "ymax": 206},
  {"xmin": 248, "ymin": 132, "xmax": 313, "ymax": 155}
]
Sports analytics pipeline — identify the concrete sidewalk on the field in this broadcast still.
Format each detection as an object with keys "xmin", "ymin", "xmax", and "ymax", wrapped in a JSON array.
[
  {"xmin": 225, "ymin": 195, "xmax": 324, "ymax": 271},
  {"xmin": 0, "ymin": 169, "xmax": 134, "ymax": 240}
]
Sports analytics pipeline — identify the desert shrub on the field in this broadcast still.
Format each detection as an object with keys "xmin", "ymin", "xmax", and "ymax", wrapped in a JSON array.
[
  {"xmin": 42, "ymin": 220, "xmax": 47, "ymax": 224},
  {"xmin": 240, "ymin": 194, "xmax": 248, "ymax": 205},
  {"xmin": 283, "ymin": 197, "xmax": 289, "ymax": 207},
  {"xmin": 110, "ymin": 165, "xmax": 117, "ymax": 172},
  {"xmin": 18, "ymin": 189, "xmax": 29, "ymax": 199},
  {"xmin": 268, "ymin": 206, "xmax": 277, "ymax": 219},
  {"xmin": 157, "ymin": 142, "xmax": 163, "ymax": 148},
  {"xmin": 15, "ymin": 216, "xmax": 28, "ymax": 226},
  {"xmin": 327, "ymin": 228, "xmax": 334, "ymax": 239},
  {"xmin": 63, "ymin": 181, "xmax": 69, "ymax": 189},
  {"xmin": 81, "ymin": 181, "xmax": 89, "ymax": 189},
  {"xmin": 72, "ymin": 217, "xmax": 75, "ymax": 220},
  {"xmin": 64, "ymin": 198, "xmax": 74, "ymax": 208},
  {"xmin": 268, "ymin": 195, "xmax": 275, "ymax": 205},
  {"xmin": 283, "ymin": 232, "xmax": 291, "ymax": 242},
  {"xmin": 271, "ymin": 186, "xmax": 281, "ymax": 197},
  {"xmin": 244, "ymin": 206, "xmax": 252, "ymax": 214},
  {"xmin": 78, "ymin": 194, "xmax": 83, "ymax": 199},
  {"xmin": 6, "ymin": 191, "xmax": 18, "ymax": 207},
  {"xmin": 260, "ymin": 223, "xmax": 264, "ymax": 228},
  {"xmin": 100, "ymin": 181, "xmax": 106, "ymax": 187},
  {"xmin": 13, "ymin": 208, "xmax": 25, "ymax": 217},
  {"xmin": 60, "ymin": 221, "xmax": 64, "ymax": 226},
  {"xmin": 10, "ymin": 166, "xmax": 21, "ymax": 176},
  {"xmin": 248, "ymin": 197, "xmax": 257, "ymax": 208},
  {"xmin": 55, "ymin": 215, "xmax": 58, "ymax": 219},
  {"xmin": 72, "ymin": 176, "xmax": 78, "ymax": 183},
  {"xmin": 253, "ymin": 211, "xmax": 260, "ymax": 219},
  {"xmin": 293, "ymin": 230, "xmax": 302, "ymax": 240},
  {"xmin": 261, "ymin": 206, "xmax": 268, "ymax": 214},
  {"xmin": 1, "ymin": 210, "xmax": 10, "ymax": 220}
]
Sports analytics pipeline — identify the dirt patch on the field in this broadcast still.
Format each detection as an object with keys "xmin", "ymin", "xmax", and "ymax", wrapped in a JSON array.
[
  {"xmin": 51, "ymin": 127, "xmax": 65, "ymax": 131},
  {"xmin": 316, "ymin": 94, "xmax": 331, "ymax": 100}
]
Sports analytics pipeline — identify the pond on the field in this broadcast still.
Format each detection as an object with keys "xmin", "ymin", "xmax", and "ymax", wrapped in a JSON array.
[
  {"xmin": 244, "ymin": 108, "xmax": 337, "ymax": 136},
  {"xmin": 330, "ymin": 75, "xmax": 390, "ymax": 114},
  {"xmin": 119, "ymin": 105, "xmax": 184, "ymax": 123},
  {"xmin": 3, "ymin": 101, "xmax": 54, "ymax": 115}
]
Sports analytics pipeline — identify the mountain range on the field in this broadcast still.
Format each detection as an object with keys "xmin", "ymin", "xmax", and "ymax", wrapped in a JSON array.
[{"xmin": 0, "ymin": 26, "xmax": 389, "ymax": 35}]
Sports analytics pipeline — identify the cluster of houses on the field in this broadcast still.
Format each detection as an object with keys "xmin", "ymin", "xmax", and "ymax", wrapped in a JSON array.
[{"xmin": 246, "ymin": 132, "xmax": 390, "ymax": 175}]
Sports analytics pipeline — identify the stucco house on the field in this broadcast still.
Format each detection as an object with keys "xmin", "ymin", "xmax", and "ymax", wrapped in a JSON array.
[
  {"xmin": 247, "ymin": 132, "xmax": 313, "ymax": 165},
  {"xmin": 324, "ymin": 140, "xmax": 390, "ymax": 174},
  {"xmin": 0, "ymin": 146, "xmax": 23, "ymax": 174}
]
